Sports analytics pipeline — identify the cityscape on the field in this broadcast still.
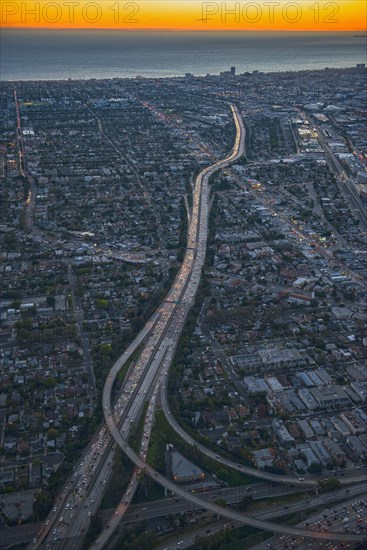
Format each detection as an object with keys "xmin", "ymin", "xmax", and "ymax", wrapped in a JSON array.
[{"xmin": 1, "ymin": 59, "xmax": 367, "ymax": 550}]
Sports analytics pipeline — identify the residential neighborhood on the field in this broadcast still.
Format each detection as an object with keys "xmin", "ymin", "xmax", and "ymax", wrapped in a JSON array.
[{"xmin": 0, "ymin": 64, "xmax": 366, "ymax": 549}]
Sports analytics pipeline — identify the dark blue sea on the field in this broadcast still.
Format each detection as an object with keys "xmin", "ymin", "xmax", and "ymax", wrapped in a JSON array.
[{"xmin": 1, "ymin": 30, "xmax": 366, "ymax": 81}]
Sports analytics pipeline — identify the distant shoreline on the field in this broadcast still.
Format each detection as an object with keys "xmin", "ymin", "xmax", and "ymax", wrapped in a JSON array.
[{"xmin": 2, "ymin": 65, "xmax": 365, "ymax": 85}]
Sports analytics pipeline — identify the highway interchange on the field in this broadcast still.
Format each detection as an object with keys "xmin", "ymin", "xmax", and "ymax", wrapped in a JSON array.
[
  {"xmin": 29, "ymin": 104, "xmax": 366, "ymax": 550},
  {"xmin": 3, "ymin": 483, "xmax": 365, "ymax": 549}
]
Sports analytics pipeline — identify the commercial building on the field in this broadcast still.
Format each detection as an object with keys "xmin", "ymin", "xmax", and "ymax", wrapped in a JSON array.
[{"xmin": 170, "ymin": 450, "xmax": 205, "ymax": 483}]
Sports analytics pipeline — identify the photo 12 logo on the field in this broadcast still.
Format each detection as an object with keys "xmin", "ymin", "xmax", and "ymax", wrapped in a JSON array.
[
  {"xmin": 200, "ymin": 1, "xmax": 340, "ymax": 25},
  {"xmin": 1, "ymin": 1, "xmax": 140, "ymax": 25}
]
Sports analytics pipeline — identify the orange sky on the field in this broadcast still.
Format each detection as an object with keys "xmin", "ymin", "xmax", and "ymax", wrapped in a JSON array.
[{"xmin": 1, "ymin": 1, "xmax": 366, "ymax": 31}]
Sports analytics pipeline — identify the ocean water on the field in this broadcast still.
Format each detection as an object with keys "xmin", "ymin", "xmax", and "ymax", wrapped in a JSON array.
[{"xmin": 1, "ymin": 30, "xmax": 366, "ymax": 81}]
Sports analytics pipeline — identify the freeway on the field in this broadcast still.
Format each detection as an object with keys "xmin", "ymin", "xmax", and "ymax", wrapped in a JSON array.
[
  {"xmin": 84, "ymin": 104, "xmax": 246, "ymax": 548},
  {"xmin": 13, "ymin": 88, "xmax": 36, "ymax": 230},
  {"xmin": 3, "ymin": 484, "xmax": 365, "ymax": 549},
  {"xmin": 96, "ymin": 104, "xmax": 245, "ymax": 544},
  {"xmin": 120, "ymin": 483, "xmax": 367, "ymax": 529},
  {"xmin": 102, "ymin": 105, "xmax": 364, "ymax": 544}
]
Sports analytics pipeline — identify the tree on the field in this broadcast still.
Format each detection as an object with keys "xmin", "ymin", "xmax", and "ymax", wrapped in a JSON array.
[
  {"xmin": 237, "ymin": 495, "xmax": 253, "ymax": 511},
  {"xmin": 318, "ymin": 478, "xmax": 341, "ymax": 492},
  {"xmin": 213, "ymin": 498, "xmax": 226, "ymax": 507},
  {"xmin": 46, "ymin": 295, "xmax": 55, "ymax": 308},
  {"xmin": 96, "ymin": 298, "xmax": 108, "ymax": 309},
  {"xmin": 137, "ymin": 468, "xmax": 154, "ymax": 497},
  {"xmin": 33, "ymin": 490, "xmax": 54, "ymax": 520},
  {"xmin": 309, "ymin": 462, "xmax": 322, "ymax": 474},
  {"xmin": 44, "ymin": 377, "xmax": 56, "ymax": 389},
  {"xmin": 47, "ymin": 427, "xmax": 59, "ymax": 441}
]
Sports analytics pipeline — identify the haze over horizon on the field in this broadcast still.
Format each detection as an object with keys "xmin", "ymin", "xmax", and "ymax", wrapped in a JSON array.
[{"xmin": 1, "ymin": 29, "xmax": 366, "ymax": 81}]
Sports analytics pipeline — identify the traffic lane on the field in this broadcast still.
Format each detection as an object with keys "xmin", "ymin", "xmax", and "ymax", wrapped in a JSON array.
[
  {"xmin": 119, "ymin": 485, "xmax": 367, "ymax": 524},
  {"xmin": 253, "ymin": 493, "xmax": 367, "ymax": 550}
]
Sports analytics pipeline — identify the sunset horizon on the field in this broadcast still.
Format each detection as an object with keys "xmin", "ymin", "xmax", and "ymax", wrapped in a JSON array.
[
  {"xmin": 2, "ymin": 0, "xmax": 366, "ymax": 31},
  {"xmin": 3, "ymin": 27, "xmax": 367, "ymax": 32}
]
